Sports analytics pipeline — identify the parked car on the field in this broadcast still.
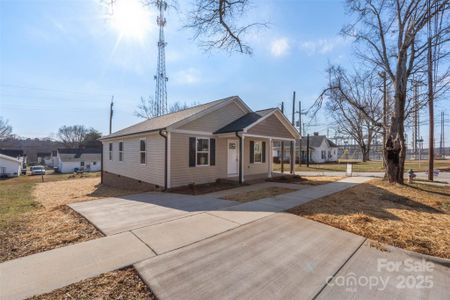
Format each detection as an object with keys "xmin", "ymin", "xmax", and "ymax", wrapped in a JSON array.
[{"xmin": 30, "ymin": 166, "xmax": 46, "ymax": 175}]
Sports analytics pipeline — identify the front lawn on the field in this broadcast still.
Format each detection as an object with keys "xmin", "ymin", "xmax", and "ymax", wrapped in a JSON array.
[
  {"xmin": 274, "ymin": 159, "xmax": 450, "ymax": 173},
  {"xmin": 0, "ymin": 175, "xmax": 131, "ymax": 262},
  {"xmin": 288, "ymin": 179, "xmax": 450, "ymax": 258}
]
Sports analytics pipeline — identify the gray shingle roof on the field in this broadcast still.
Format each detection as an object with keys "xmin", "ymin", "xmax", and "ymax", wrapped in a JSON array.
[
  {"xmin": 299, "ymin": 135, "xmax": 339, "ymax": 149},
  {"xmin": 214, "ymin": 108, "xmax": 277, "ymax": 134},
  {"xmin": 101, "ymin": 96, "xmax": 238, "ymax": 140}
]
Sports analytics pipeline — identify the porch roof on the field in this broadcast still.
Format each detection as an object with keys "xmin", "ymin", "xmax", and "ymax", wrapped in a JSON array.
[{"xmin": 214, "ymin": 108, "xmax": 276, "ymax": 134}]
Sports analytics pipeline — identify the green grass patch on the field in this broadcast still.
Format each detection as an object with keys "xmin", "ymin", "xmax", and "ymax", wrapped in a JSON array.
[{"xmin": 0, "ymin": 182, "xmax": 39, "ymax": 229}]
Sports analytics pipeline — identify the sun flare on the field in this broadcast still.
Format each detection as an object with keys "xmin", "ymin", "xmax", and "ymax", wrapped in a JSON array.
[{"xmin": 111, "ymin": 0, "xmax": 152, "ymax": 41}]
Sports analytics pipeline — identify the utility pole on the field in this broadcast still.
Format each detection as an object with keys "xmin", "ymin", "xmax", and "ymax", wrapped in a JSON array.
[
  {"xmin": 427, "ymin": 0, "xmax": 434, "ymax": 181},
  {"xmin": 379, "ymin": 71, "xmax": 387, "ymax": 167},
  {"xmin": 306, "ymin": 134, "xmax": 310, "ymax": 167},
  {"xmin": 281, "ymin": 101, "xmax": 284, "ymax": 114},
  {"xmin": 291, "ymin": 91, "xmax": 296, "ymax": 126},
  {"xmin": 298, "ymin": 100, "xmax": 302, "ymax": 166},
  {"xmin": 109, "ymin": 96, "xmax": 114, "ymax": 134}
]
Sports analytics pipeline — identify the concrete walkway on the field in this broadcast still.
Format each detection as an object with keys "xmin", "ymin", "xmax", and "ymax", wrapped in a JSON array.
[
  {"xmin": 0, "ymin": 232, "xmax": 155, "ymax": 300},
  {"xmin": 2, "ymin": 176, "xmax": 448, "ymax": 299}
]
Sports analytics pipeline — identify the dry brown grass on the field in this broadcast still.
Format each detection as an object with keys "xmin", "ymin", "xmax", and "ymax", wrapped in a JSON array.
[
  {"xmin": 288, "ymin": 179, "xmax": 450, "ymax": 258},
  {"xmin": 1, "ymin": 177, "xmax": 134, "ymax": 262},
  {"xmin": 33, "ymin": 177, "xmax": 133, "ymax": 209},
  {"xmin": 28, "ymin": 267, "xmax": 155, "ymax": 300},
  {"xmin": 0, "ymin": 206, "xmax": 102, "ymax": 262},
  {"xmin": 222, "ymin": 187, "xmax": 296, "ymax": 203}
]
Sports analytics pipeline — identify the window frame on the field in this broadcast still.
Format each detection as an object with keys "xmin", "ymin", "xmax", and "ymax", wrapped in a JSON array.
[
  {"xmin": 196, "ymin": 137, "xmax": 210, "ymax": 167},
  {"xmin": 118, "ymin": 141, "xmax": 124, "ymax": 162},
  {"xmin": 321, "ymin": 150, "xmax": 326, "ymax": 160},
  {"xmin": 139, "ymin": 139, "xmax": 146, "ymax": 165},
  {"xmin": 253, "ymin": 141, "xmax": 263, "ymax": 163},
  {"xmin": 108, "ymin": 143, "xmax": 113, "ymax": 160}
]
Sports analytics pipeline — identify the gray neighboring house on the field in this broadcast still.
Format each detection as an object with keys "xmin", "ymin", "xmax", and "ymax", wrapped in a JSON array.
[
  {"xmin": 100, "ymin": 96, "xmax": 301, "ymax": 190},
  {"xmin": 300, "ymin": 133, "xmax": 339, "ymax": 163}
]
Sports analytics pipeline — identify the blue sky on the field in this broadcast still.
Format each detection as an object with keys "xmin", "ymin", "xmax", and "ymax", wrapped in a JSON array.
[{"xmin": 1, "ymin": 0, "xmax": 446, "ymax": 144}]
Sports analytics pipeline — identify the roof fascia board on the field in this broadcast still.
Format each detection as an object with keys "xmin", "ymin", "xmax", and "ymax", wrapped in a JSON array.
[
  {"xmin": 99, "ymin": 130, "xmax": 161, "ymax": 142},
  {"xmin": 243, "ymin": 133, "xmax": 296, "ymax": 141},
  {"xmin": 0, "ymin": 154, "xmax": 20, "ymax": 162},
  {"xmin": 168, "ymin": 96, "xmax": 251, "ymax": 131},
  {"xmin": 170, "ymin": 129, "xmax": 214, "ymax": 136}
]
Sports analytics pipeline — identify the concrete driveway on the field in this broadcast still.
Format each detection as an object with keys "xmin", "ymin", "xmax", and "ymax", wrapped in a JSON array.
[{"xmin": 63, "ymin": 177, "xmax": 449, "ymax": 299}]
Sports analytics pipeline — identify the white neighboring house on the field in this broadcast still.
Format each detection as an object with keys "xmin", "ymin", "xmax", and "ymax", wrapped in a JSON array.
[
  {"xmin": 56, "ymin": 148, "xmax": 102, "ymax": 173},
  {"xmin": 0, "ymin": 153, "xmax": 22, "ymax": 177},
  {"xmin": 300, "ymin": 133, "xmax": 339, "ymax": 163}
]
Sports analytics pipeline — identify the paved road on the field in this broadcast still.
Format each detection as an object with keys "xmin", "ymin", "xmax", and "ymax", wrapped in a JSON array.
[{"xmin": 1, "ymin": 176, "xmax": 449, "ymax": 299}]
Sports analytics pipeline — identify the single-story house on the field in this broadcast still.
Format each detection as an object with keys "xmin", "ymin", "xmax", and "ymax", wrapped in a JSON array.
[
  {"xmin": 37, "ymin": 152, "xmax": 53, "ymax": 166},
  {"xmin": 56, "ymin": 148, "xmax": 102, "ymax": 173},
  {"xmin": 300, "ymin": 133, "xmax": 339, "ymax": 163},
  {"xmin": 100, "ymin": 96, "xmax": 301, "ymax": 190},
  {"xmin": 0, "ymin": 153, "xmax": 22, "ymax": 177}
]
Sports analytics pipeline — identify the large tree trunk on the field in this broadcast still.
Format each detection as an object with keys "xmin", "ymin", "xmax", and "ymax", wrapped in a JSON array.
[{"xmin": 385, "ymin": 61, "xmax": 407, "ymax": 184}]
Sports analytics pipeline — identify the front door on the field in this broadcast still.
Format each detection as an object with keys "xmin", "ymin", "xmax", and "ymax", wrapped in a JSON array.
[{"xmin": 227, "ymin": 140, "xmax": 239, "ymax": 176}]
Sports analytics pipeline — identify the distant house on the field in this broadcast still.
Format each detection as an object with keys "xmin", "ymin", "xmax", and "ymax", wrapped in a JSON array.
[
  {"xmin": 37, "ymin": 152, "xmax": 52, "ymax": 166},
  {"xmin": 56, "ymin": 148, "xmax": 102, "ymax": 173},
  {"xmin": 0, "ymin": 149, "xmax": 27, "ymax": 168},
  {"xmin": 100, "ymin": 96, "xmax": 300, "ymax": 190},
  {"xmin": 300, "ymin": 133, "xmax": 339, "ymax": 163},
  {"xmin": 0, "ymin": 153, "xmax": 22, "ymax": 177}
]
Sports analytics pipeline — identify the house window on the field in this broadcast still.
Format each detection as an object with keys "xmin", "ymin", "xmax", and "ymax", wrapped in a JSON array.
[
  {"xmin": 254, "ymin": 141, "xmax": 262, "ymax": 163},
  {"xmin": 140, "ymin": 139, "xmax": 146, "ymax": 164},
  {"xmin": 196, "ymin": 138, "xmax": 209, "ymax": 166},
  {"xmin": 93, "ymin": 161, "xmax": 97, "ymax": 165},
  {"xmin": 321, "ymin": 150, "xmax": 326, "ymax": 159},
  {"xmin": 119, "ymin": 142, "xmax": 123, "ymax": 161},
  {"xmin": 80, "ymin": 161, "xmax": 85, "ymax": 167},
  {"xmin": 328, "ymin": 151, "xmax": 332, "ymax": 159},
  {"xmin": 108, "ymin": 143, "xmax": 112, "ymax": 160}
]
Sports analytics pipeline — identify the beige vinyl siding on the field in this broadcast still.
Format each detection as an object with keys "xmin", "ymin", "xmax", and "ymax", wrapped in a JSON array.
[
  {"xmin": 179, "ymin": 101, "xmax": 247, "ymax": 132},
  {"xmin": 247, "ymin": 114, "xmax": 295, "ymax": 139},
  {"xmin": 103, "ymin": 133, "xmax": 165, "ymax": 187},
  {"xmin": 170, "ymin": 133, "xmax": 227, "ymax": 187},
  {"xmin": 244, "ymin": 137, "xmax": 270, "ymax": 176}
]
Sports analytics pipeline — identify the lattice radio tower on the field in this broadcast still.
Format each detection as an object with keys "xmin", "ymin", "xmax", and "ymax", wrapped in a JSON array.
[{"xmin": 154, "ymin": 0, "xmax": 168, "ymax": 116}]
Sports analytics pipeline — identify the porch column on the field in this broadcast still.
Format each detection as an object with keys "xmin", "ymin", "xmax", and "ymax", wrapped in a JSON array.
[
  {"xmin": 290, "ymin": 140, "xmax": 294, "ymax": 174},
  {"xmin": 268, "ymin": 138, "xmax": 272, "ymax": 178},
  {"xmin": 281, "ymin": 141, "xmax": 285, "ymax": 173},
  {"xmin": 240, "ymin": 134, "xmax": 245, "ymax": 183}
]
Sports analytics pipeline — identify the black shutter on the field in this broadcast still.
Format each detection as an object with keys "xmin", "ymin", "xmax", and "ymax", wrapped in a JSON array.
[
  {"xmin": 210, "ymin": 138, "xmax": 216, "ymax": 166},
  {"xmin": 262, "ymin": 141, "xmax": 266, "ymax": 163},
  {"xmin": 250, "ymin": 140, "xmax": 254, "ymax": 163},
  {"xmin": 189, "ymin": 137, "xmax": 196, "ymax": 167}
]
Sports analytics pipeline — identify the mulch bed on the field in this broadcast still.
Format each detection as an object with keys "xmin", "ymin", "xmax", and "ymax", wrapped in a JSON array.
[
  {"xmin": 168, "ymin": 180, "xmax": 244, "ymax": 195},
  {"xmin": 0, "ymin": 205, "xmax": 103, "ymax": 263},
  {"xmin": 267, "ymin": 175, "xmax": 342, "ymax": 185},
  {"xmin": 28, "ymin": 267, "xmax": 156, "ymax": 300}
]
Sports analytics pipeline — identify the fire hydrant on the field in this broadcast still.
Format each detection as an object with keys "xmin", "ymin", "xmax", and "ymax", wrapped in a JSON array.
[{"xmin": 408, "ymin": 169, "xmax": 416, "ymax": 184}]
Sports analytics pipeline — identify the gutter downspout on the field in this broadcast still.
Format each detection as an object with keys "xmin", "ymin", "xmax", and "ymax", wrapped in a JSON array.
[
  {"xmin": 100, "ymin": 142, "xmax": 104, "ymax": 184},
  {"xmin": 159, "ymin": 129, "xmax": 168, "ymax": 191},
  {"xmin": 235, "ymin": 131, "xmax": 243, "ymax": 184}
]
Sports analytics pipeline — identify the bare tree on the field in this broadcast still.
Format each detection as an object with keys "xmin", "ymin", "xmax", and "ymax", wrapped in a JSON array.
[
  {"xmin": 135, "ymin": 97, "xmax": 198, "ymax": 119},
  {"xmin": 325, "ymin": 0, "xmax": 450, "ymax": 184},
  {"xmin": 323, "ymin": 70, "xmax": 383, "ymax": 161},
  {"xmin": 0, "ymin": 117, "xmax": 12, "ymax": 140},
  {"xmin": 57, "ymin": 125, "xmax": 89, "ymax": 148},
  {"xmin": 185, "ymin": 0, "xmax": 266, "ymax": 54}
]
